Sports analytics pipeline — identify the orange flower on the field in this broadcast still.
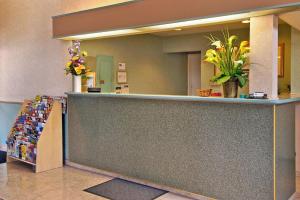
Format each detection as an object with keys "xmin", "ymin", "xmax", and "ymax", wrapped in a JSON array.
[{"xmin": 78, "ymin": 65, "xmax": 86, "ymax": 70}]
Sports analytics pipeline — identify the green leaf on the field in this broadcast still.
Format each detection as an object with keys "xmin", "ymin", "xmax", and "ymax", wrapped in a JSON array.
[
  {"xmin": 236, "ymin": 75, "xmax": 248, "ymax": 88},
  {"xmin": 211, "ymin": 73, "xmax": 224, "ymax": 82},
  {"xmin": 216, "ymin": 75, "xmax": 231, "ymax": 84}
]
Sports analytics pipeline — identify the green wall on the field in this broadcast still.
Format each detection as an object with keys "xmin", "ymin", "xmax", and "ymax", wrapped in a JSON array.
[
  {"xmin": 82, "ymin": 35, "xmax": 187, "ymax": 95},
  {"xmin": 291, "ymin": 28, "xmax": 300, "ymax": 94},
  {"xmin": 278, "ymin": 24, "xmax": 292, "ymax": 93},
  {"xmin": 162, "ymin": 28, "xmax": 250, "ymax": 95},
  {"xmin": 82, "ymin": 25, "xmax": 291, "ymax": 96}
]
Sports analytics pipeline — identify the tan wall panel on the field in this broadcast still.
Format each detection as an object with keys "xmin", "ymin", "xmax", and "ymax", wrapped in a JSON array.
[
  {"xmin": 53, "ymin": 0, "xmax": 300, "ymax": 37},
  {"xmin": 61, "ymin": 0, "xmax": 134, "ymax": 13}
]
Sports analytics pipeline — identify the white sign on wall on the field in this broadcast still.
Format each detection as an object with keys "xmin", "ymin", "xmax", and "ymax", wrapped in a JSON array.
[{"xmin": 118, "ymin": 63, "xmax": 126, "ymax": 71}]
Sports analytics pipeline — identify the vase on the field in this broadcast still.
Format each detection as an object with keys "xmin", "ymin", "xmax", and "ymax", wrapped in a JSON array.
[
  {"xmin": 222, "ymin": 78, "xmax": 238, "ymax": 98},
  {"xmin": 72, "ymin": 75, "xmax": 82, "ymax": 93}
]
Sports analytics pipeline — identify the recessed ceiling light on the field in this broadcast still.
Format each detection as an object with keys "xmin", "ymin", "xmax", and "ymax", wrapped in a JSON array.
[
  {"xmin": 60, "ymin": 29, "xmax": 141, "ymax": 40},
  {"xmin": 242, "ymin": 19, "xmax": 250, "ymax": 24},
  {"xmin": 58, "ymin": 12, "xmax": 250, "ymax": 40},
  {"xmin": 146, "ymin": 13, "xmax": 249, "ymax": 30}
]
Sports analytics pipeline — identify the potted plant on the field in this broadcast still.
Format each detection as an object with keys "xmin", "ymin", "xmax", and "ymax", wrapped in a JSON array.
[
  {"xmin": 204, "ymin": 31, "xmax": 250, "ymax": 98},
  {"xmin": 65, "ymin": 40, "xmax": 90, "ymax": 92}
]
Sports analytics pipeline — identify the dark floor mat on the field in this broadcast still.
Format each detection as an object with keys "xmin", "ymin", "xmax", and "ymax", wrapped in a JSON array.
[
  {"xmin": 0, "ymin": 151, "xmax": 6, "ymax": 164},
  {"xmin": 84, "ymin": 178, "xmax": 167, "ymax": 200}
]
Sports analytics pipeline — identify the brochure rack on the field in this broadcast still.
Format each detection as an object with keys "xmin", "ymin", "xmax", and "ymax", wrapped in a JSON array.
[{"xmin": 6, "ymin": 98, "xmax": 62, "ymax": 173}]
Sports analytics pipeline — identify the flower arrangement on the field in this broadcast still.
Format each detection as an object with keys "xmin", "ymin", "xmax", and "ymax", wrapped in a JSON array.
[
  {"xmin": 65, "ymin": 40, "xmax": 90, "ymax": 76},
  {"xmin": 204, "ymin": 31, "xmax": 250, "ymax": 88}
]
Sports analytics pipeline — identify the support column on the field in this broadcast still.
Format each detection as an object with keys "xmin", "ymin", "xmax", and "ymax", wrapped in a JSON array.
[{"xmin": 250, "ymin": 15, "xmax": 278, "ymax": 99}]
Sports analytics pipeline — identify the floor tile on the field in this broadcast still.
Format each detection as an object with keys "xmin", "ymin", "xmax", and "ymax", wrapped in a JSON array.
[{"xmin": 0, "ymin": 162, "xmax": 299, "ymax": 200}]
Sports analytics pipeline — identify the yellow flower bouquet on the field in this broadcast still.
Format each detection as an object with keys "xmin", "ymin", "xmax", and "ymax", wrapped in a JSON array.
[{"xmin": 65, "ymin": 40, "xmax": 90, "ymax": 76}]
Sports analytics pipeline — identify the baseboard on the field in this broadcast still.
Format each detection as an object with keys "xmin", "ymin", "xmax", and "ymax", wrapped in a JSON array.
[
  {"xmin": 0, "ymin": 100, "xmax": 22, "ymax": 104},
  {"xmin": 65, "ymin": 160, "xmax": 214, "ymax": 200},
  {"xmin": 0, "ymin": 144, "xmax": 7, "ymax": 152}
]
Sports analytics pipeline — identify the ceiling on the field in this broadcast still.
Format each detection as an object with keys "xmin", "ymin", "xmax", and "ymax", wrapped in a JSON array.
[{"xmin": 279, "ymin": 9, "xmax": 300, "ymax": 31}]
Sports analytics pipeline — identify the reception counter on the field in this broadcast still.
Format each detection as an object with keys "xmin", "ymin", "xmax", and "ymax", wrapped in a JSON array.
[{"xmin": 66, "ymin": 92, "xmax": 298, "ymax": 200}]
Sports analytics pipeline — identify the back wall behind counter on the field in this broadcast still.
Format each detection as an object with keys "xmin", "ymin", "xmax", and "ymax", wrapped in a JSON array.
[
  {"xmin": 82, "ymin": 34, "xmax": 188, "ymax": 95},
  {"xmin": 82, "ymin": 25, "xmax": 291, "ymax": 95},
  {"xmin": 81, "ymin": 28, "xmax": 250, "ymax": 95}
]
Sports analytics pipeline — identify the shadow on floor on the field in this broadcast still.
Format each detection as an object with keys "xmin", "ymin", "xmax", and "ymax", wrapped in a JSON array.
[{"xmin": 0, "ymin": 151, "xmax": 6, "ymax": 164}]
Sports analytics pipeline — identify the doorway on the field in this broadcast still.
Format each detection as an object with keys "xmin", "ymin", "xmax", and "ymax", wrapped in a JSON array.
[
  {"xmin": 96, "ymin": 55, "xmax": 114, "ymax": 93},
  {"xmin": 187, "ymin": 52, "xmax": 201, "ymax": 96}
]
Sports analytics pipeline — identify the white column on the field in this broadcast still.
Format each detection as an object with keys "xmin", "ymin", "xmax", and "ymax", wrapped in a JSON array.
[
  {"xmin": 249, "ymin": 15, "xmax": 278, "ymax": 99},
  {"xmin": 291, "ymin": 28, "xmax": 300, "ymax": 94}
]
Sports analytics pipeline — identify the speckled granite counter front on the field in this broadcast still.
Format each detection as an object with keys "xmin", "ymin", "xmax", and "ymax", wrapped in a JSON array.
[{"xmin": 67, "ymin": 93, "xmax": 296, "ymax": 200}]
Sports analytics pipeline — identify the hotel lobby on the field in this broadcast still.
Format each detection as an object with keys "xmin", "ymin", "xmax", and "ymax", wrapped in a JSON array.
[{"xmin": 1, "ymin": 0, "xmax": 300, "ymax": 200}]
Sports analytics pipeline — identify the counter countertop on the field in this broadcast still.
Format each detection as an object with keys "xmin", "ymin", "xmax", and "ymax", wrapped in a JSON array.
[{"xmin": 65, "ymin": 92, "xmax": 300, "ymax": 105}]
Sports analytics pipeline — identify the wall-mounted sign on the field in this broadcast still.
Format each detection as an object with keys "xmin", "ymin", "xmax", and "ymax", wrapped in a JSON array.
[
  {"xmin": 118, "ymin": 63, "xmax": 126, "ymax": 71},
  {"xmin": 117, "ymin": 71, "xmax": 127, "ymax": 84}
]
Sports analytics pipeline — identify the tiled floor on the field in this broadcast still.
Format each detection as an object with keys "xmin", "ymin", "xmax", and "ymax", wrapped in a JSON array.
[
  {"xmin": 0, "ymin": 162, "xmax": 195, "ymax": 200},
  {"xmin": 0, "ymin": 162, "xmax": 299, "ymax": 200}
]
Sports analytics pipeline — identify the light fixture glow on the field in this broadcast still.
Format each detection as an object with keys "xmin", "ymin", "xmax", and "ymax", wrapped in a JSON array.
[
  {"xmin": 242, "ymin": 19, "xmax": 251, "ymax": 24},
  {"xmin": 59, "ymin": 12, "xmax": 251, "ymax": 40},
  {"xmin": 144, "ymin": 13, "xmax": 249, "ymax": 30},
  {"xmin": 62, "ymin": 29, "xmax": 141, "ymax": 40}
]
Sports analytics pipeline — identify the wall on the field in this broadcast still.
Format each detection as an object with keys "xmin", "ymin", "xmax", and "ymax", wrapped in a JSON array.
[
  {"xmin": 0, "ymin": 0, "xmax": 71, "ymax": 102},
  {"xmin": 0, "ymin": 0, "xmax": 133, "ymax": 150},
  {"xmin": 80, "ymin": 29, "xmax": 251, "ymax": 96},
  {"xmin": 0, "ymin": 103, "xmax": 21, "ymax": 145},
  {"xmin": 0, "ymin": 0, "xmax": 133, "ymax": 102},
  {"xmin": 82, "ymin": 26, "xmax": 291, "ymax": 96},
  {"xmin": 278, "ymin": 24, "xmax": 292, "ymax": 93},
  {"xmin": 81, "ymin": 35, "xmax": 188, "ymax": 95},
  {"xmin": 163, "ymin": 28, "xmax": 250, "ymax": 95},
  {"xmin": 0, "ymin": 0, "xmax": 293, "ymax": 100},
  {"xmin": 291, "ymin": 28, "xmax": 300, "ymax": 94},
  {"xmin": 81, "ymin": 29, "xmax": 250, "ymax": 95}
]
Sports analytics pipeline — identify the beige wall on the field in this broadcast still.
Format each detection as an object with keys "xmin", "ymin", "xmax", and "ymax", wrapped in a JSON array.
[
  {"xmin": 81, "ymin": 35, "xmax": 187, "ymax": 95},
  {"xmin": 0, "ymin": 0, "xmax": 69, "ymax": 102},
  {"xmin": 250, "ymin": 15, "xmax": 279, "ymax": 99},
  {"xmin": 0, "ymin": 0, "xmax": 133, "ymax": 102}
]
